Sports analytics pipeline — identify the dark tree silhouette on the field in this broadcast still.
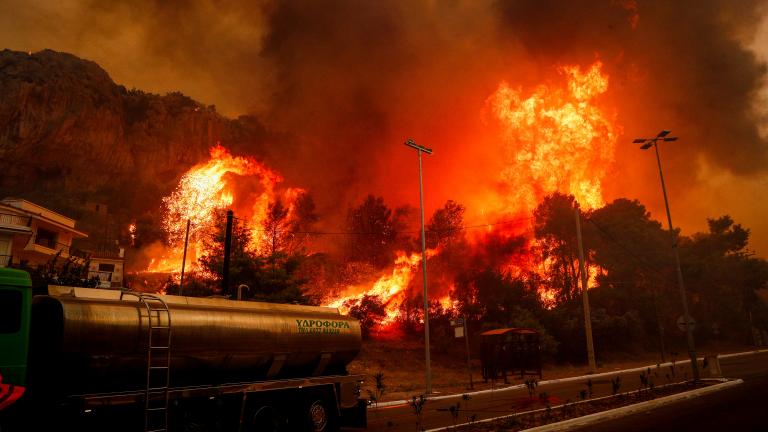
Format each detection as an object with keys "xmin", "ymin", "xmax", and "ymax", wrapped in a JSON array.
[
  {"xmin": 198, "ymin": 210, "xmax": 309, "ymax": 303},
  {"xmin": 346, "ymin": 195, "xmax": 398, "ymax": 268},
  {"xmin": 533, "ymin": 193, "xmax": 582, "ymax": 303},
  {"xmin": 426, "ymin": 200, "xmax": 466, "ymax": 249},
  {"xmin": 345, "ymin": 294, "xmax": 387, "ymax": 339}
]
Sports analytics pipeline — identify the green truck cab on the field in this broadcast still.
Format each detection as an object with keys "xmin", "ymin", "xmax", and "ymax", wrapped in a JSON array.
[{"xmin": 0, "ymin": 268, "xmax": 31, "ymax": 409}]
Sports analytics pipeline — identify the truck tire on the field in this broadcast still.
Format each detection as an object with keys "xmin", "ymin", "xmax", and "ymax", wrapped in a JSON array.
[
  {"xmin": 304, "ymin": 393, "xmax": 338, "ymax": 432},
  {"xmin": 251, "ymin": 405, "xmax": 281, "ymax": 432}
]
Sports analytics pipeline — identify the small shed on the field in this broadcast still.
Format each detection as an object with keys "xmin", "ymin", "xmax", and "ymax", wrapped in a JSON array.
[{"xmin": 480, "ymin": 327, "xmax": 541, "ymax": 382}]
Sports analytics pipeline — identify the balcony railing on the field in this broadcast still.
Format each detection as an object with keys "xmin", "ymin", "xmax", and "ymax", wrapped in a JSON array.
[
  {"xmin": 30, "ymin": 235, "xmax": 89, "ymax": 260},
  {"xmin": 73, "ymin": 239, "xmax": 124, "ymax": 260},
  {"xmin": 0, "ymin": 254, "xmax": 10, "ymax": 267},
  {"xmin": 34, "ymin": 235, "xmax": 58, "ymax": 250},
  {"xmin": 0, "ymin": 213, "xmax": 31, "ymax": 227}
]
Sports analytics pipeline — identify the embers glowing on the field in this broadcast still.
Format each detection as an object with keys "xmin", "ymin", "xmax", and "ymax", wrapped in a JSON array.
[
  {"xmin": 162, "ymin": 144, "xmax": 283, "ymax": 245},
  {"xmin": 128, "ymin": 223, "xmax": 137, "ymax": 246},
  {"xmin": 147, "ymin": 144, "xmax": 303, "ymax": 273}
]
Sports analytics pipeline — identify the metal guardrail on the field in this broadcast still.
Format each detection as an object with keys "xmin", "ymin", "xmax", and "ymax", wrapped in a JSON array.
[{"xmin": 0, "ymin": 213, "xmax": 31, "ymax": 227}]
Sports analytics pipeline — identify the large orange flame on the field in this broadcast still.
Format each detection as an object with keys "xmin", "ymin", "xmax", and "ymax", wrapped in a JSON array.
[
  {"xmin": 488, "ymin": 61, "xmax": 617, "ymax": 214},
  {"xmin": 146, "ymin": 144, "xmax": 304, "ymax": 273},
  {"xmin": 320, "ymin": 61, "xmax": 617, "ymax": 329},
  {"xmin": 327, "ymin": 249, "xmax": 438, "ymax": 323},
  {"xmin": 140, "ymin": 61, "xmax": 617, "ymax": 332}
]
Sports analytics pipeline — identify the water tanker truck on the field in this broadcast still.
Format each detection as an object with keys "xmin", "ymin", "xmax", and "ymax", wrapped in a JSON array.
[{"xmin": 0, "ymin": 268, "xmax": 367, "ymax": 431}]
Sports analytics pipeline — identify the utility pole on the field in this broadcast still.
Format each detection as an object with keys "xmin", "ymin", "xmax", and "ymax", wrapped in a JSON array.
[
  {"xmin": 653, "ymin": 292, "xmax": 666, "ymax": 363},
  {"xmin": 463, "ymin": 315, "xmax": 473, "ymax": 390},
  {"xmin": 405, "ymin": 138, "xmax": 434, "ymax": 394},
  {"xmin": 574, "ymin": 205, "xmax": 596, "ymax": 373},
  {"xmin": 222, "ymin": 210, "xmax": 234, "ymax": 298},
  {"xmin": 633, "ymin": 130, "xmax": 699, "ymax": 381},
  {"xmin": 179, "ymin": 219, "xmax": 191, "ymax": 296}
]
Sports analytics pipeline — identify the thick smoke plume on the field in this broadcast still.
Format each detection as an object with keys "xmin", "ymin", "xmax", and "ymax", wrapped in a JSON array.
[{"xmin": 2, "ymin": 0, "xmax": 768, "ymax": 252}]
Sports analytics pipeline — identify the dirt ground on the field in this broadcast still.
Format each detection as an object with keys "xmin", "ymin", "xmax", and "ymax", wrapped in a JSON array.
[{"xmin": 347, "ymin": 336, "xmax": 752, "ymax": 402}]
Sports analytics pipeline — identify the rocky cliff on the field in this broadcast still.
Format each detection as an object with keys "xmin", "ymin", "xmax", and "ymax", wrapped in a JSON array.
[{"xmin": 0, "ymin": 49, "xmax": 267, "ymax": 221}]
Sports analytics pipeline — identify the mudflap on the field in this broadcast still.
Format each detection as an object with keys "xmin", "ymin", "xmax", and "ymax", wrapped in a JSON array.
[{"xmin": 339, "ymin": 399, "xmax": 367, "ymax": 429}]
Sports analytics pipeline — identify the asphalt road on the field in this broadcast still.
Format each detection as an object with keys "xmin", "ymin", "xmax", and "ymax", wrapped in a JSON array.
[
  {"xmin": 569, "ymin": 352, "xmax": 768, "ymax": 432},
  {"xmin": 366, "ymin": 351, "xmax": 768, "ymax": 431}
]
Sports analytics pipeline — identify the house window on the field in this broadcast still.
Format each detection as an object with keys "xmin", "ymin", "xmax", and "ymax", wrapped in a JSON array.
[
  {"xmin": 35, "ymin": 228, "xmax": 57, "ymax": 249},
  {"xmin": 98, "ymin": 263, "xmax": 115, "ymax": 272},
  {"xmin": 0, "ymin": 290, "xmax": 22, "ymax": 333}
]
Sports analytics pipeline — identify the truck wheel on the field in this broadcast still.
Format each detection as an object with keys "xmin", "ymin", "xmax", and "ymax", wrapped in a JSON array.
[
  {"xmin": 305, "ymin": 396, "xmax": 337, "ymax": 432},
  {"xmin": 251, "ymin": 406, "xmax": 280, "ymax": 432}
]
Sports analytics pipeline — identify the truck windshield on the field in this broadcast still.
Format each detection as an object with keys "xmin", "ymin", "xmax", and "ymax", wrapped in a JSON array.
[{"xmin": 0, "ymin": 290, "xmax": 21, "ymax": 333}]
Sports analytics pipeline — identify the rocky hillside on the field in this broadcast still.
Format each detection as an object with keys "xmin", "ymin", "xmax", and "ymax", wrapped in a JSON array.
[{"xmin": 0, "ymin": 49, "xmax": 267, "ymax": 223}]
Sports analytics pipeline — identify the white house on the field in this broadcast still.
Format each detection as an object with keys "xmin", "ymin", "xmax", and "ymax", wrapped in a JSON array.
[{"xmin": 88, "ymin": 249, "xmax": 126, "ymax": 288}]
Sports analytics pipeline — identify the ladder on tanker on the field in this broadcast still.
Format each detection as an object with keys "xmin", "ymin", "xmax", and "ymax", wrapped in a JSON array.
[{"xmin": 121, "ymin": 292, "xmax": 173, "ymax": 432}]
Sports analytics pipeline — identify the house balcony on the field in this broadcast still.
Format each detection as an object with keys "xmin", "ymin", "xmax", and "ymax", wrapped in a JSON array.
[
  {"xmin": 25, "ymin": 235, "xmax": 88, "ymax": 262},
  {"xmin": 0, "ymin": 212, "xmax": 32, "ymax": 235}
]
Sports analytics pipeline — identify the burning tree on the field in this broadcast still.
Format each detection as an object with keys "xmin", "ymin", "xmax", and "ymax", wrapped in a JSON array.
[
  {"xmin": 194, "ymin": 210, "xmax": 310, "ymax": 304},
  {"xmin": 262, "ymin": 192, "xmax": 318, "ymax": 256},
  {"xmin": 125, "ymin": 56, "xmax": 768, "ymax": 359},
  {"xmin": 426, "ymin": 200, "xmax": 466, "ymax": 249},
  {"xmin": 344, "ymin": 294, "xmax": 387, "ymax": 339},
  {"xmin": 137, "ymin": 144, "xmax": 316, "ymax": 303},
  {"xmin": 345, "ymin": 195, "xmax": 413, "ymax": 269},
  {"xmin": 533, "ymin": 193, "xmax": 584, "ymax": 304}
]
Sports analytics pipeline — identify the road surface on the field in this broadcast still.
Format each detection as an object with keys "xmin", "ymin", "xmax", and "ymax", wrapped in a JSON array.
[
  {"xmin": 366, "ymin": 351, "xmax": 768, "ymax": 431},
  {"xmin": 569, "ymin": 352, "xmax": 768, "ymax": 431}
]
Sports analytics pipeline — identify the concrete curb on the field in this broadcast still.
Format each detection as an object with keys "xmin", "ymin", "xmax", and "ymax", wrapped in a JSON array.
[
  {"xmin": 372, "ymin": 348, "xmax": 767, "ymax": 408},
  {"xmin": 718, "ymin": 349, "xmax": 768, "ymax": 359},
  {"xmin": 519, "ymin": 378, "xmax": 743, "ymax": 432},
  {"xmin": 373, "ymin": 383, "xmax": 524, "ymax": 408},
  {"xmin": 422, "ymin": 378, "xmax": 743, "ymax": 432}
]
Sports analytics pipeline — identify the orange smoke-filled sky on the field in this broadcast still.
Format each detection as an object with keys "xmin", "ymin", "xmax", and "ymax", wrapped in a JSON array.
[{"xmin": 2, "ymin": 0, "xmax": 768, "ymax": 255}]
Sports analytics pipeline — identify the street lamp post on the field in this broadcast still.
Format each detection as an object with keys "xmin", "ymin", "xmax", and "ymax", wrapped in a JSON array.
[
  {"xmin": 405, "ymin": 138, "xmax": 434, "ymax": 394},
  {"xmin": 633, "ymin": 130, "xmax": 699, "ymax": 381}
]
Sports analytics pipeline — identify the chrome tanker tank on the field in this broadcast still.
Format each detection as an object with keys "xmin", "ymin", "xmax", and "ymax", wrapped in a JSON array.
[{"xmin": 27, "ymin": 286, "xmax": 361, "ymax": 396}]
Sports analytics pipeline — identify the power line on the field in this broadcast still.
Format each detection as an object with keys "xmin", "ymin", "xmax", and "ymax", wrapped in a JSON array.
[
  {"xmin": 203, "ymin": 209, "xmax": 672, "ymax": 286},
  {"xmin": 231, "ymin": 215, "xmax": 534, "ymax": 236},
  {"xmin": 585, "ymin": 217, "xmax": 672, "ymax": 285}
]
